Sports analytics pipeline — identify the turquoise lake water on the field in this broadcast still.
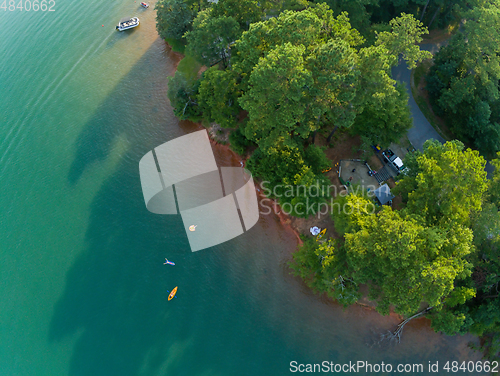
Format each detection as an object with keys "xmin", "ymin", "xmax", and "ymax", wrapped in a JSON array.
[{"xmin": 0, "ymin": 2, "xmax": 485, "ymax": 375}]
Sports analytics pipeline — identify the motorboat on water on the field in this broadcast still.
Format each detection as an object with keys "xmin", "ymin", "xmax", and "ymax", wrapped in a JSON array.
[
  {"xmin": 141, "ymin": 2, "xmax": 149, "ymax": 8},
  {"xmin": 116, "ymin": 17, "xmax": 139, "ymax": 31}
]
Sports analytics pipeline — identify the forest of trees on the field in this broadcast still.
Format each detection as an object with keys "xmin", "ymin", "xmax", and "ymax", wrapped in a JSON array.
[
  {"xmin": 426, "ymin": 1, "xmax": 500, "ymax": 157},
  {"xmin": 155, "ymin": 0, "xmax": 500, "ymax": 359},
  {"xmin": 157, "ymin": 0, "xmax": 431, "ymax": 215},
  {"xmin": 291, "ymin": 142, "xmax": 500, "ymax": 358}
]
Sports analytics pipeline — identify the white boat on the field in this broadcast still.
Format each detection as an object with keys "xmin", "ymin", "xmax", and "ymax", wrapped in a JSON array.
[
  {"xmin": 116, "ymin": 17, "xmax": 139, "ymax": 31},
  {"xmin": 141, "ymin": 2, "xmax": 149, "ymax": 8}
]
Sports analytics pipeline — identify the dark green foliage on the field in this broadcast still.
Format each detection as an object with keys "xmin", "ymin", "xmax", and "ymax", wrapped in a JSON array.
[
  {"xmin": 182, "ymin": 0, "xmax": 208, "ymax": 12},
  {"xmin": 236, "ymin": 9, "xmax": 428, "ymax": 152},
  {"xmin": 228, "ymin": 128, "xmax": 254, "ymax": 155},
  {"xmin": 247, "ymin": 144, "xmax": 331, "ymax": 217},
  {"xmin": 351, "ymin": 82, "xmax": 412, "ymax": 147},
  {"xmin": 155, "ymin": 0, "xmax": 193, "ymax": 40},
  {"xmin": 289, "ymin": 238, "xmax": 360, "ymax": 306},
  {"xmin": 489, "ymin": 153, "xmax": 500, "ymax": 210},
  {"xmin": 239, "ymin": 42, "xmax": 314, "ymax": 150},
  {"xmin": 316, "ymin": 0, "xmax": 372, "ymax": 33},
  {"xmin": 211, "ymin": 0, "xmax": 264, "ymax": 29},
  {"xmin": 167, "ymin": 71, "xmax": 201, "ymax": 120},
  {"xmin": 185, "ymin": 9, "xmax": 241, "ymax": 67},
  {"xmin": 197, "ymin": 67, "xmax": 241, "ymax": 128},
  {"xmin": 303, "ymin": 145, "xmax": 331, "ymax": 175},
  {"xmin": 315, "ymin": 0, "xmax": 466, "ymax": 39},
  {"xmin": 425, "ymin": 3, "xmax": 500, "ymax": 156}
]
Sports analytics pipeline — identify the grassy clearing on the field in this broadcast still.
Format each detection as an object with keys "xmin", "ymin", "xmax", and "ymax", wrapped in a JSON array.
[
  {"xmin": 176, "ymin": 54, "xmax": 202, "ymax": 80},
  {"xmin": 164, "ymin": 38, "xmax": 186, "ymax": 54},
  {"xmin": 397, "ymin": 135, "xmax": 413, "ymax": 151},
  {"xmin": 412, "ymin": 60, "xmax": 430, "ymax": 90}
]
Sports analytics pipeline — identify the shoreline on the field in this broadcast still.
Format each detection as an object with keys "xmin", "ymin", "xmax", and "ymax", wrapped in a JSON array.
[
  {"xmin": 164, "ymin": 40, "xmax": 482, "ymax": 353},
  {"xmin": 207, "ymin": 129, "xmax": 305, "ymax": 244}
]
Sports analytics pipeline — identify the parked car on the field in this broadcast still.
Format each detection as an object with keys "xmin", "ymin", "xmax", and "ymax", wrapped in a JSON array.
[{"xmin": 382, "ymin": 149, "xmax": 405, "ymax": 174}]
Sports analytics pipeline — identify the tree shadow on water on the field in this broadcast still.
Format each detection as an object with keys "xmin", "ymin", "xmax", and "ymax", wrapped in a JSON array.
[
  {"xmin": 51, "ymin": 154, "xmax": 198, "ymax": 375},
  {"xmin": 49, "ymin": 40, "xmax": 201, "ymax": 375},
  {"xmin": 67, "ymin": 37, "xmax": 182, "ymax": 186}
]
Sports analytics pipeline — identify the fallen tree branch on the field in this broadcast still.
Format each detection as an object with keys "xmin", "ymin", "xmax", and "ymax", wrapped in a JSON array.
[{"xmin": 380, "ymin": 307, "xmax": 433, "ymax": 344}]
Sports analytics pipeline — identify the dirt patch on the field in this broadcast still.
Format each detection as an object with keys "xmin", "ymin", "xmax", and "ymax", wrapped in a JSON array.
[
  {"xmin": 368, "ymin": 154, "xmax": 383, "ymax": 170},
  {"xmin": 282, "ymin": 132, "xmax": 366, "ymax": 242},
  {"xmin": 340, "ymin": 160, "xmax": 379, "ymax": 189},
  {"xmin": 198, "ymin": 65, "xmax": 208, "ymax": 77},
  {"xmin": 421, "ymin": 27, "xmax": 453, "ymax": 44},
  {"xmin": 207, "ymin": 122, "xmax": 231, "ymax": 144},
  {"xmin": 289, "ymin": 210, "xmax": 342, "ymax": 242},
  {"xmin": 321, "ymin": 131, "xmax": 364, "ymax": 161}
]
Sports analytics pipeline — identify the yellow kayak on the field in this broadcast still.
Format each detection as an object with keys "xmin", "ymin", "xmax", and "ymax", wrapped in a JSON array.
[
  {"xmin": 168, "ymin": 286, "xmax": 178, "ymax": 301},
  {"xmin": 316, "ymin": 228, "xmax": 327, "ymax": 241}
]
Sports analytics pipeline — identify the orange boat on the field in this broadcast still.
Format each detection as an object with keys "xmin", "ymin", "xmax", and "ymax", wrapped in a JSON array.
[{"xmin": 168, "ymin": 286, "xmax": 178, "ymax": 301}]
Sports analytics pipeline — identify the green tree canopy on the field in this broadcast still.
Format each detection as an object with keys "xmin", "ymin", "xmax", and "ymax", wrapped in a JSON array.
[
  {"xmin": 197, "ymin": 67, "xmax": 241, "ymax": 128},
  {"xmin": 306, "ymin": 39, "xmax": 359, "ymax": 132},
  {"xmin": 351, "ymin": 82, "xmax": 412, "ymax": 147},
  {"xmin": 426, "ymin": 2, "xmax": 500, "ymax": 156},
  {"xmin": 351, "ymin": 13, "xmax": 430, "ymax": 145},
  {"xmin": 239, "ymin": 43, "xmax": 313, "ymax": 150},
  {"xmin": 155, "ymin": 0, "xmax": 194, "ymax": 40},
  {"xmin": 184, "ymin": 8, "xmax": 241, "ymax": 67},
  {"xmin": 488, "ymin": 152, "xmax": 500, "ymax": 209},
  {"xmin": 167, "ymin": 71, "xmax": 201, "ymax": 120},
  {"xmin": 394, "ymin": 140, "xmax": 488, "ymax": 226},
  {"xmin": 375, "ymin": 12, "xmax": 431, "ymax": 69},
  {"xmin": 247, "ymin": 143, "xmax": 331, "ymax": 217},
  {"xmin": 345, "ymin": 206, "xmax": 474, "ymax": 315},
  {"xmin": 232, "ymin": 6, "xmax": 364, "ymax": 90},
  {"xmin": 290, "ymin": 238, "xmax": 360, "ymax": 307},
  {"xmin": 211, "ymin": 0, "xmax": 264, "ymax": 30}
]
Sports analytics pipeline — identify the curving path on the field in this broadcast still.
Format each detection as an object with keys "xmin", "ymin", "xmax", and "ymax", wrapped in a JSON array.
[
  {"xmin": 391, "ymin": 43, "xmax": 447, "ymax": 151},
  {"xmin": 392, "ymin": 42, "xmax": 495, "ymax": 177}
]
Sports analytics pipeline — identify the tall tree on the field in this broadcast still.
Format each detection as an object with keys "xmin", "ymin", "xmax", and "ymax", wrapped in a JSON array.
[
  {"xmin": 155, "ymin": 0, "xmax": 194, "ymax": 40},
  {"xmin": 306, "ymin": 39, "xmax": 359, "ymax": 136},
  {"xmin": 290, "ymin": 238, "xmax": 360, "ymax": 307},
  {"xmin": 239, "ymin": 43, "xmax": 313, "ymax": 150},
  {"xmin": 232, "ymin": 6, "xmax": 364, "ymax": 90},
  {"xmin": 426, "ymin": 2, "xmax": 500, "ymax": 156},
  {"xmin": 167, "ymin": 72, "xmax": 201, "ymax": 120},
  {"xmin": 246, "ymin": 143, "xmax": 331, "ymax": 217},
  {"xmin": 211, "ymin": 0, "xmax": 264, "ymax": 30},
  {"xmin": 394, "ymin": 140, "xmax": 488, "ymax": 226},
  {"xmin": 345, "ymin": 206, "xmax": 474, "ymax": 315},
  {"xmin": 375, "ymin": 12, "xmax": 431, "ymax": 69},
  {"xmin": 184, "ymin": 9, "xmax": 240, "ymax": 67},
  {"xmin": 197, "ymin": 67, "xmax": 241, "ymax": 128},
  {"xmin": 487, "ymin": 152, "xmax": 500, "ymax": 210},
  {"xmin": 351, "ymin": 82, "xmax": 412, "ymax": 147},
  {"xmin": 349, "ymin": 13, "xmax": 430, "ymax": 145}
]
